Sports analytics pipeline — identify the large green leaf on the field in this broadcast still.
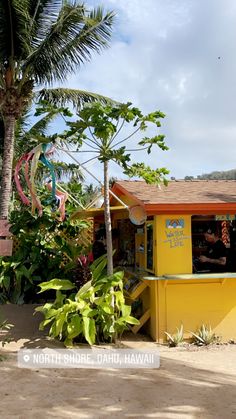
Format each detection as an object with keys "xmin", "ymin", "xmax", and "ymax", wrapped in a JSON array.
[
  {"xmin": 113, "ymin": 290, "xmax": 125, "ymax": 309},
  {"xmin": 125, "ymin": 316, "xmax": 140, "ymax": 325},
  {"xmin": 82, "ymin": 316, "xmax": 96, "ymax": 345},
  {"xmin": 100, "ymin": 302, "xmax": 113, "ymax": 314},
  {"xmin": 90, "ymin": 254, "xmax": 108, "ymax": 282},
  {"xmin": 38, "ymin": 279, "xmax": 76, "ymax": 293},
  {"xmin": 39, "ymin": 317, "xmax": 55, "ymax": 331},
  {"xmin": 75, "ymin": 280, "xmax": 92, "ymax": 299},
  {"xmin": 67, "ymin": 314, "xmax": 83, "ymax": 340},
  {"xmin": 55, "ymin": 312, "xmax": 66, "ymax": 336},
  {"xmin": 2, "ymin": 276, "xmax": 10, "ymax": 290},
  {"xmin": 121, "ymin": 304, "xmax": 131, "ymax": 318}
]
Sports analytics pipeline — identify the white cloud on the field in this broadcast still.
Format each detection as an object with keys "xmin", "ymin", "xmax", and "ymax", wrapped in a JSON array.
[{"xmin": 60, "ymin": 0, "xmax": 236, "ymax": 179}]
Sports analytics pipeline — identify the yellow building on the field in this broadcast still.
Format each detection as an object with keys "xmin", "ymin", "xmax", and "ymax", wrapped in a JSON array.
[{"xmin": 108, "ymin": 180, "xmax": 236, "ymax": 343}]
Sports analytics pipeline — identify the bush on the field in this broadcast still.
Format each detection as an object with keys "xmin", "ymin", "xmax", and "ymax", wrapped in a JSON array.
[
  {"xmin": 36, "ymin": 257, "xmax": 139, "ymax": 346},
  {"xmin": 0, "ymin": 208, "xmax": 90, "ymax": 304}
]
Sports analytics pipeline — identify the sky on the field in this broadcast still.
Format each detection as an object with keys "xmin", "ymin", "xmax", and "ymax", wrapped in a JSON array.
[{"xmin": 59, "ymin": 0, "xmax": 236, "ymax": 181}]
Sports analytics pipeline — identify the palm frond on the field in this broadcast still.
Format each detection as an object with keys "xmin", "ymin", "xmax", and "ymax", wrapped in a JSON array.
[
  {"xmin": 28, "ymin": 110, "xmax": 60, "ymax": 137},
  {"xmin": 36, "ymin": 160, "xmax": 85, "ymax": 183},
  {"xmin": 24, "ymin": 4, "xmax": 115, "ymax": 84},
  {"xmin": 0, "ymin": 0, "xmax": 32, "ymax": 63},
  {"xmin": 35, "ymin": 88, "xmax": 118, "ymax": 109},
  {"xmin": 16, "ymin": 105, "xmax": 33, "ymax": 133},
  {"xmin": 49, "ymin": 161, "xmax": 85, "ymax": 182},
  {"xmin": 13, "ymin": 0, "xmax": 34, "ymax": 59},
  {"xmin": 28, "ymin": 0, "xmax": 62, "ymax": 43}
]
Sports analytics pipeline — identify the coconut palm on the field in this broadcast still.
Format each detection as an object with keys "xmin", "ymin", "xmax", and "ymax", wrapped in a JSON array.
[{"xmin": 0, "ymin": 0, "xmax": 115, "ymax": 220}]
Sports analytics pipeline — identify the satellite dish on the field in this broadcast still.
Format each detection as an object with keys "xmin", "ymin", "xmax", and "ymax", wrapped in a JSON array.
[{"xmin": 128, "ymin": 205, "xmax": 147, "ymax": 225}]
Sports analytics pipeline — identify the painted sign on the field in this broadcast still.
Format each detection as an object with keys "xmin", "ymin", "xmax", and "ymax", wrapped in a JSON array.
[
  {"xmin": 164, "ymin": 229, "xmax": 190, "ymax": 248},
  {"xmin": 166, "ymin": 219, "xmax": 185, "ymax": 229},
  {"xmin": 164, "ymin": 218, "xmax": 189, "ymax": 248}
]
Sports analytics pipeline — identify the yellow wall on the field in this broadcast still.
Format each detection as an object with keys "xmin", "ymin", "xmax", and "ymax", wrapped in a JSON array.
[
  {"xmin": 153, "ymin": 277, "xmax": 236, "ymax": 342},
  {"xmin": 155, "ymin": 214, "xmax": 192, "ymax": 276}
]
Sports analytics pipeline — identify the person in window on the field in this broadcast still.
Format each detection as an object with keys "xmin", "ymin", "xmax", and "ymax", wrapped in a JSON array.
[{"xmin": 198, "ymin": 226, "xmax": 227, "ymax": 272}]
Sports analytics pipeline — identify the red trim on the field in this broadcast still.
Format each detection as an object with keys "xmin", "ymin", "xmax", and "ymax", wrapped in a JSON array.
[
  {"xmin": 145, "ymin": 203, "xmax": 236, "ymax": 215},
  {"xmin": 112, "ymin": 183, "xmax": 236, "ymax": 215}
]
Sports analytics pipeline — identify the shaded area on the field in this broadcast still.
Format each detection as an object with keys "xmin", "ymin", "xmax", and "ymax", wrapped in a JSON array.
[
  {"xmin": 0, "ymin": 303, "xmax": 52, "ymax": 349},
  {"xmin": 1, "ymin": 304, "xmax": 236, "ymax": 418},
  {"xmin": 0, "ymin": 349, "xmax": 236, "ymax": 418}
]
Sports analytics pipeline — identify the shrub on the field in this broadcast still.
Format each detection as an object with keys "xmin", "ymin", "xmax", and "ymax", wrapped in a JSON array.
[
  {"xmin": 36, "ymin": 257, "xmax": 139, "ymax": 346},
  {"xmin": 0, "ymin": 208, "xmax": 89, "ymax": 303}
]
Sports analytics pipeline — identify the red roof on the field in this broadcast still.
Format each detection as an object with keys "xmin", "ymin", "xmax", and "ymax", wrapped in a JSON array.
[{"xmin": 112, "ymin": 180, "xmax": 236, "ymax": 215}]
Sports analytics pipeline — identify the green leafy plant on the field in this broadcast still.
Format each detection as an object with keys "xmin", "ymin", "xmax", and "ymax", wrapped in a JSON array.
[
  {"xmin": 165, "ymin": 325, "xmax": 184, "ymax": 347},
  {"xmin": 190, "ymin": 324, "xmax": 220, "ymax": 346},
  {"xmin": 0, "ymin": 207, "xmax": 89, "ymax": 303},
  {"xmin": 36, "ymin": 258, "xmax": 139, "ymax": 346}
]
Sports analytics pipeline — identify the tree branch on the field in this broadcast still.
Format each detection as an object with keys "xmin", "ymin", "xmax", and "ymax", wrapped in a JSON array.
[
  {"xmin": 112, "ymin": 126, "xmax": 141, "ymax": 148},
  {"xmin": 109, "ymin": 118, "xmax": 124, "ymax": 145},
  {"xmin": 88, "ymin": 127, "xmax": 100, "ymax": 147}
]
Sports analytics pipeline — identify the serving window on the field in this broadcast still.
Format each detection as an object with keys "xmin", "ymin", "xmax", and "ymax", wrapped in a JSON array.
[{"xmin": 191, "ymin": 215, "xmax": 236, "ymax": 272}]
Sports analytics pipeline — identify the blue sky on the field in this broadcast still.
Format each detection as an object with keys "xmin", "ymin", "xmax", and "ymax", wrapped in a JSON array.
[{"xmin": 55, "ymin": 0, "xmax": 236, "ymax": 182}]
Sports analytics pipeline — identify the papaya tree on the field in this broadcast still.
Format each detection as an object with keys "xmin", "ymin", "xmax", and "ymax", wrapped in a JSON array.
[{"xmin": 61, "ymin": 102, "xmax": 169, "ymax": 275}]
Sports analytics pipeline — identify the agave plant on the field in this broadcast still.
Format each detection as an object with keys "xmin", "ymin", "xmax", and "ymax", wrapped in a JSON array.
[
  {"xmin": 165, "ymin": 324, "xmax": 184, "ymax": 347},
  {"xmin": 190, "ymin": 324, "xmax": 220, "ymax": 346}
]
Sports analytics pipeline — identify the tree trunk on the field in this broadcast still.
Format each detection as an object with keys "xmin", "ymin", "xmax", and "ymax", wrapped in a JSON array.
[
  {"xmin": 103, "ymin": 160, "xmax": 113, "ymax": 275},
  {"xmin": 104, "ymin": 160, "xmax": 116, "ymax": 342},
  {"xmin": 0, "ymin": 115, "xmax": 16, "ymax": 220}
]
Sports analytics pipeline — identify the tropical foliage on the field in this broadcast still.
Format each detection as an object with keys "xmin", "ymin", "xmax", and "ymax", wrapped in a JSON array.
[
  {"xmin": 0, "ymin": 206, "xmax": 90, "ymax": 303},
  {"xmin": 36, "ymin": 258, "xmax": 139, "ymax": 346},
  {"xmin": 0, "ymin": 0, "xmax": 115, "ymax": 219}
]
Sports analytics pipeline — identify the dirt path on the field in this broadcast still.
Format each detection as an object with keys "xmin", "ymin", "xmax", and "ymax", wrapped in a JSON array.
[{"xmin": 1, "ymin": 304, "xmax": 236, "ymax": 419}]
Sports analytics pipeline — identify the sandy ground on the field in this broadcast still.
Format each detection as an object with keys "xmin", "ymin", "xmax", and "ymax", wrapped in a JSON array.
[{"xmin": 0, "ymin": 304, "xmax": 236, "ymax": 419}]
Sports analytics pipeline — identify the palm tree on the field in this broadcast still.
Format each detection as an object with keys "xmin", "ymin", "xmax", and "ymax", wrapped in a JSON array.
[{"xmin": 0, "ymin": 0, "xmax": 115, "ymax": 220}]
